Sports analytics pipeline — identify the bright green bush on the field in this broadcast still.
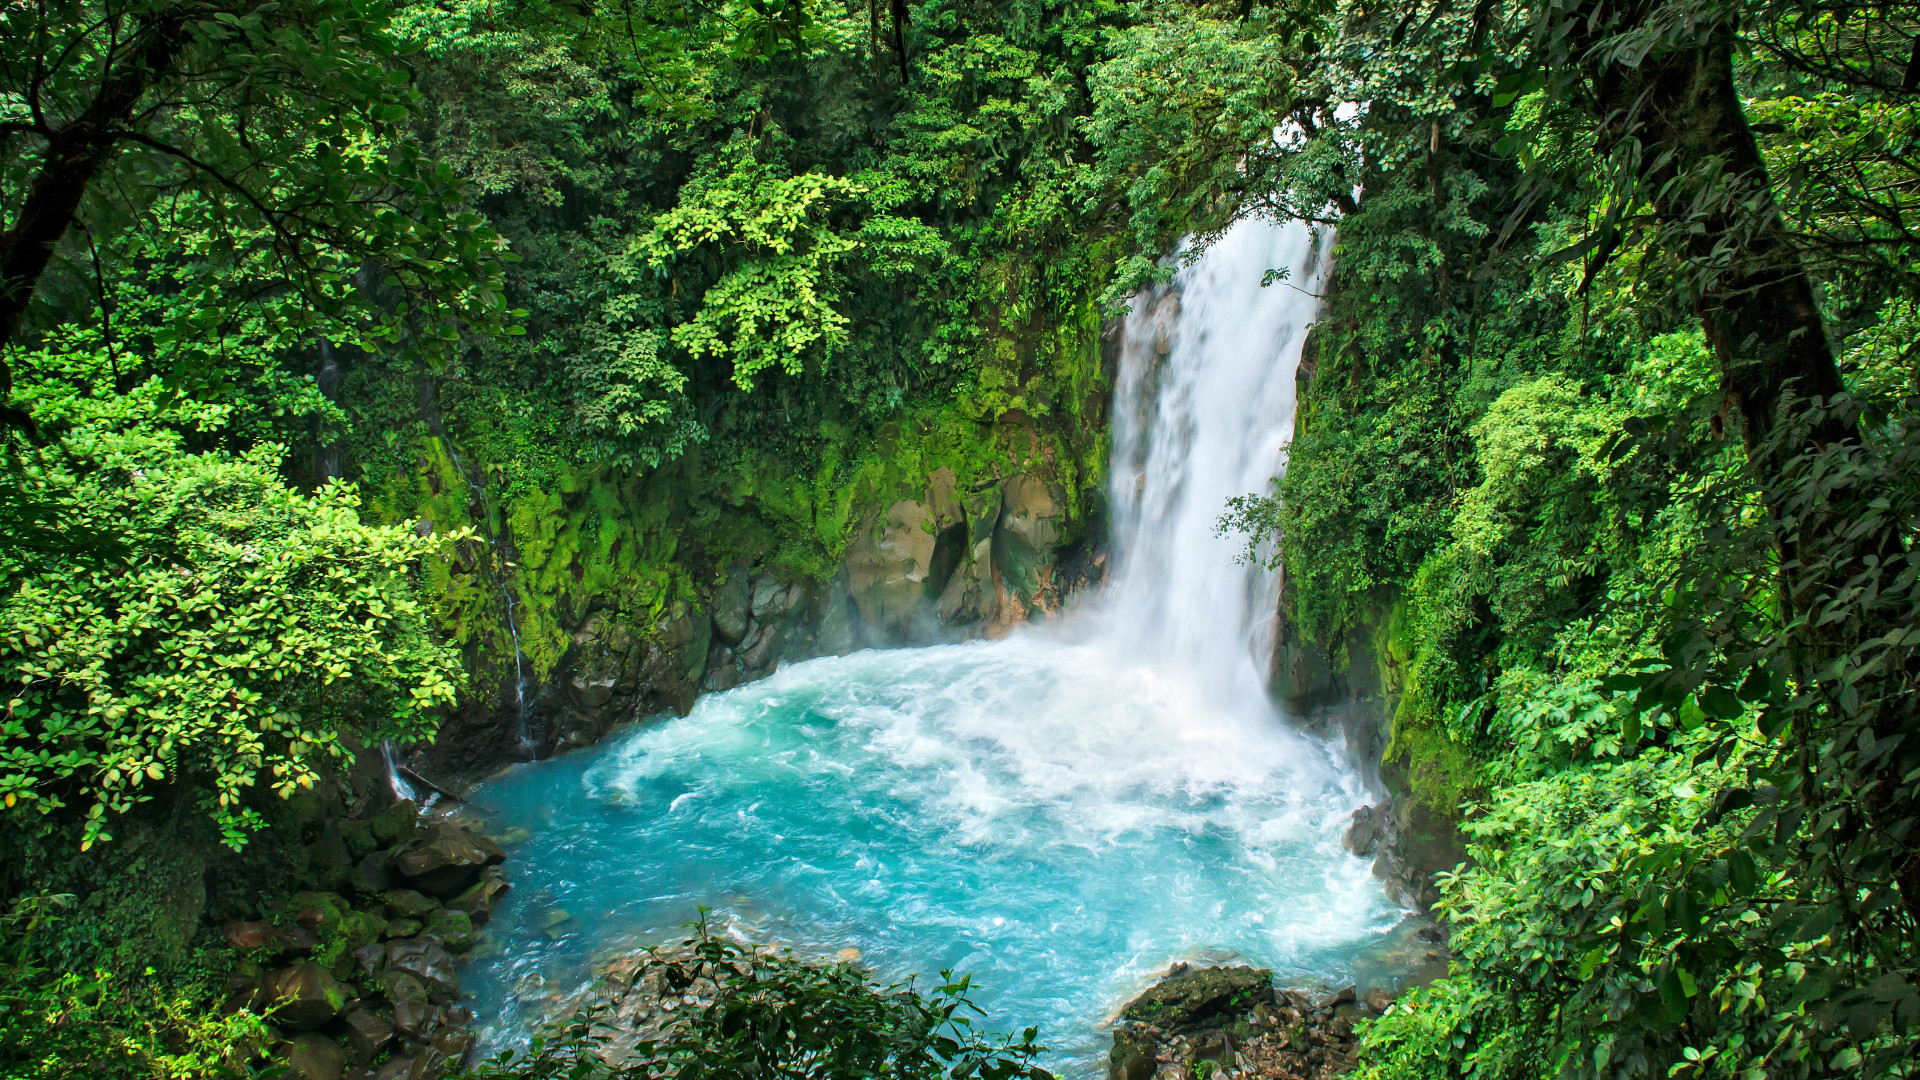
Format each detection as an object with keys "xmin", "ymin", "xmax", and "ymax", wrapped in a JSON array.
[
  {"xmin": 0, "ymin": 345, "xmax": 464, "ymax": 851},
  {"xmin": 465, "ymin": 922, "xmax": 1052, "ymax": 1080}
]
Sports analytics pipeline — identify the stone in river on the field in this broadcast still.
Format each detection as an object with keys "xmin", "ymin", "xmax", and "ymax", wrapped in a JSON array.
[
  {"xmin": 391, "ymin": 823, "xmax": 503, "ymax": 898},
  {"xmin": 447, "ymin": 871, "xmax": 508, "ymax": 925},
  {"xmin": 1119, "ymin": 965, "xmax": 1273, "ymax": 1029}
]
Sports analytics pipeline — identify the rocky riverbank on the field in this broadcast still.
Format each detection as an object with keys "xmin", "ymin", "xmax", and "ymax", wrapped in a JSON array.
[
  {"xmin": 226, "ymin": 799, "xmax": 512, "ymax": 1080},
  {"xmin": 1107, "ymin": 957, "xmax": 1446, "ymax": 1080}
]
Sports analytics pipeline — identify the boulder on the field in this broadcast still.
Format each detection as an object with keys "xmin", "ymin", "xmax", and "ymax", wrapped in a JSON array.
[
  {"xmin": 424, "ymin": 908, "xmax": 474, "ymax": 952},
  {"xmin": 348, "ymin": 852, "xmax": 393, "ymax": 894},
  {"xmin": 431, "ymin": 1025, "xmax": 474, "ymax": 1064},
  {"xmin": 280, "ymin": 1033, "xmax": 346, "ymax": 1080},
  {"xmin": 339, "ymin": 819, "xmax": 376, "ymax": 859},
  {"xmin": 352, "ymin": 943, "xmax": 386, "ymax": 978},
  {"xmin": 384, "ymin": 890, "xmax": 438, "ymax": 918},
  {"xmin": 290, "ymin": 892, "xmax": 351, "ymax": 935},
  {"xmin": 379, "ymin": 970, "xmax": 427, "ymax": 1004},
  {"xmin": 391, "ymin": 823, "xmax": 504, "ymax": 898},
  {"xmin": 1119, "ymin": 965, "xmax": 1273, "ymax": 1030},
  {"xmin": 369, "ymin": 800, "xmax": 419, "ymax": 846},
  {"xmin": 386, "ymin": 937, "xmax": 460, "ymax": 1000},
  {"xmin": 392, "ymin": 997, "xmax": 441, "ymax": 1039},
  {"xmin": 342, "ymin": 1010, "xmax": 394, "ymax": 1063},
  {"xmin": 1108, "ymin": 1027, "xmax": 1157, "ymax": 1080},
  {"xmin": 339, "ymin": 909, "xmax": 387, "ymax": 951},
  {"xmin": 373, "ymin": 1058, "xmax": 415, "ymax": 1080},
  {"xmin": 407, "ymin": 1047, "xmax": 449, "ymax": 1080},
  {"xmin": 223, "ymin": 921, "xmax": 275, "ymax": 950},
  {"xmin": 265, "ymin": 963, "xmax": 351, "ymax": 1031},
  {"xmin": 447, "ymin": 869, "xmax": 509, "ymax": 925}
]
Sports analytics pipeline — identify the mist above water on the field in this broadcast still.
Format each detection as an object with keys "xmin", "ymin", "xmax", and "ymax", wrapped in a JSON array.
[{"xmin": 461, "ymin": 218, "xmax": 1396, "ymax": 1075}]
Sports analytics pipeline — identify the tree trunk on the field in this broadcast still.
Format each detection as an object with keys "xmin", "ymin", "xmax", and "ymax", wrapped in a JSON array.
[
  {"xmin": 1592, "ymin": 29, "xmax": 1850, "ymax": 453},
  {"xmin": 0, "ymin": 15, "xmax": 184, "ymax": 431}
]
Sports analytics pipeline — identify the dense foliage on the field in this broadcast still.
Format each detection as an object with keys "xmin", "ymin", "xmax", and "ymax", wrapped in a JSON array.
[{"xmin": 467, "ymin": 924, "xmax": 1052, "ymax": 1080}]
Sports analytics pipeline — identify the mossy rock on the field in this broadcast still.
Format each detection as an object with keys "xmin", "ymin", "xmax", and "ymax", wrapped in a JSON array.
[
  {"xmin": 1119, "ymin": 966, "xmax": 1273, "ymax": 1030},
  {"xmin": 369, "ymin": 799, "xmax": 419, "ymax": 846}
]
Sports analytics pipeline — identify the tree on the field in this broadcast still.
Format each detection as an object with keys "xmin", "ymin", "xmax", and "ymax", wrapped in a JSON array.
[
  {"xmin": 0, "ymin": 336, "xmax": 465, "ymax": 851},
  {"xmin": 0, "ymin": 0, "xmax": 515, "ymax": 432}
]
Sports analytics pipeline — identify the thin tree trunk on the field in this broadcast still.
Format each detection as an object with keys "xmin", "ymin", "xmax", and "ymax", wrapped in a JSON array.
[{"xmin": 0, "ymin": 15, "xmax": 184, "ymax": 431}]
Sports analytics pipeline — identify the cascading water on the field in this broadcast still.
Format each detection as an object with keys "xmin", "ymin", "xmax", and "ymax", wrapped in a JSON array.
[{"xmin": 460, "ymin": 218, "xmax": 1399, "ymax": 1074}]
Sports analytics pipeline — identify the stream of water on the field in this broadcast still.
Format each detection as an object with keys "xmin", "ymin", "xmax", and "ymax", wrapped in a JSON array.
[{"xmin": 459, "ymin": 218, "xmax": 1403, "ymax": 1073}]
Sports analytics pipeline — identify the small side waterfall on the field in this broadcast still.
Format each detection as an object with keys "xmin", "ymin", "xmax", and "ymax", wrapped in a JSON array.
[{"xmin": 1101, "ymin": 218, "xmax": 1334, "ymax": 706}]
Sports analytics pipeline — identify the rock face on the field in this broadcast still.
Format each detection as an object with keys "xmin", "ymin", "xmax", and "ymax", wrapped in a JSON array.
[
  {"xmin": 1270, "ymin": 590, "xmax": 1466, "ymax": 913},
  {"xmin": 431, "ymin": 434, "xmax": 1107, "ymax": 768},
  {"xmin": 1109, "ymin": 967, "xmax": 1403, "ymax": 1080}
]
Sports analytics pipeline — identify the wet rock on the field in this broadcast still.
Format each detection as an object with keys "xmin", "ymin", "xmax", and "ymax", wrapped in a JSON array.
[
  {"xmin": 265, "ymin": 963, "xmax": 351, "ymax": 1031},
  {"xmin": 280, "ymin": 1032, "xmax": 346, "ymax": 1080},
  {"xmin": 392, "ymin": 998, "xmax": 441, "ymax": 1039},
  {"xmin": 1120, "ymin": 966, "xmax": 1273, "ymax": 1029},
  {"xmin": 352, "ymin": 943, "xmax": 386, "ymax": 978},
  {"xmin": 380, "ymin": 970, "xmax": 427, "ymax": 1003},
  {"xmin": 1109, "ymin": 1027, "xmax": 1157, "ymax": 1080},
  {"xmin": 343, "ymin": 1010, "xmax": 394, "ymax": 1063},
  {"xmin": 370, "ymin": 800, "xmax": 419, "ymax": 847},
  {"xmin": 384, "ymin": 890, "xmax": 437, "ymax": 918},
  {"xmin": 448, "ymin": 869, "xmax": 509, "ymax": 925},
  {"xmin": 387, "ymin": 937, "xmax": 460, "ymax": 1000},
  {"xmin": 710, "ymin": 566, "xmax": 752, "ymax": 645},
  {"xmin": 391, "ymin": 823, "xmax": 504, "ymax": 898},
  {"xmin": 635, "ymin": 609, "xmax": 711, "ymax": 716},
  {"xmin": 424, "ymin": 908, "xmax": 474, "ymax": 951},
  {"xmin": 372, "ymin": 1058, "xmax": 415, "ymax": 1080},
  {"xmin": 431, "ymin": 1024, "xmax": 474, "ymax": 1065},
  {"xmin": 992, "ymin": 474, "xmax": 1068, "ymax": 617},
  {"xmin": 407, "ymin": 1047, "xmax": 449, "ymax": 1080},
  {"xmin": 349, "ymin": 852, "xmax": 393, "ymax": 894},
  {"xmin": 384, "ymin": 917, "xmax": 422, "ymax": 939},
  {"xmin": 1364, "ymin": 987, "xmax": 1394, "ymax": 1014},
  {"xmin": 846, "ymin": 499, "xmax": 937, "ymax": 644},
  {"xmin": 1344, "ymin": 804, "xmax": 1383, "ymax": 857}
]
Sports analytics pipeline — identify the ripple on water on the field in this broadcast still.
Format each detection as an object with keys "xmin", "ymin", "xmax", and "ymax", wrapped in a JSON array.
[{"xmin": 461, "ymin": 637, "xmax": 1403, "ymax": 1076}]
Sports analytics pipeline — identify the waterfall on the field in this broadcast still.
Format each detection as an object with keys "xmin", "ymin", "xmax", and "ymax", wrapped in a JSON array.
[
  {"xmin": 460, "ymin": 216, "xmax": 1393, "ymax": 1077},
  {"xmin": 1099, "ymin": 218, "xmax": 1333, "ymax": 704}
]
